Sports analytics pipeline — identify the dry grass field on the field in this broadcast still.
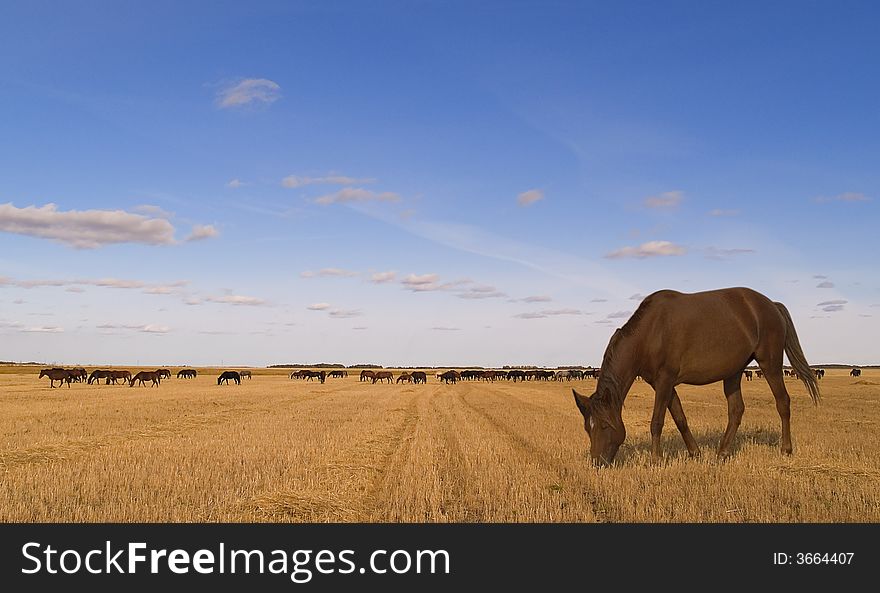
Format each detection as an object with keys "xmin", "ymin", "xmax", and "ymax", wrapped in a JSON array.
[{"xmin": 1, "ymin": 365, "xmax": 878, "ymax": 523}]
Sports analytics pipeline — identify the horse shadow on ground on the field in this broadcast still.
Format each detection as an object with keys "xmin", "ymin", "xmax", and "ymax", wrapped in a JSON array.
[{"xmin": 612, "ymin": 425, "xmax": 782, "ymax": 464}]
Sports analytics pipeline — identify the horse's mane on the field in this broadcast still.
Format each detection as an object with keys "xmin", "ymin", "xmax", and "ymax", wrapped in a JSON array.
[{"xmin": 591, "ymin": 296, "xmax": 653, "ymax": 424}]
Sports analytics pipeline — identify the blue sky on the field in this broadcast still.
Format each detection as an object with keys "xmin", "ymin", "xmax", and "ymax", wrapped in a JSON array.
[{"xmin": 1, "ymin": 1, "xmax": 878, "ymax": 367}]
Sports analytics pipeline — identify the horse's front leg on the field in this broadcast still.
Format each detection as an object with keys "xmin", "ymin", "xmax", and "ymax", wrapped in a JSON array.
[
  {"xmin": 650, "ymin": 379, "xmax": 676, "ymax": 461},
  {"xmin": 668, "ymin": 389, "xmax": 699, "ymax": 457}
]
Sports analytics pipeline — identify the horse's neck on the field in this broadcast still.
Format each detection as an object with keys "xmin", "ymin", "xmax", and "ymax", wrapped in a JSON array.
[{"xmin": 597, "ymin": 332, "xmax": 639, "ymax": 405}]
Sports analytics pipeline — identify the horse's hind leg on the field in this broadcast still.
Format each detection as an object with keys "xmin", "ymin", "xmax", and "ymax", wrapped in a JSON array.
[
  {"xmin": 668, "ymin": 390, "xmax": 699, "ymax": 457},
  {"xmin": 762, "ymin": 370, "xmax": 793, "ymax": 455},
  {"xmin": 718, "ymin": 374, "xmax": 745, "ymax": 458}
]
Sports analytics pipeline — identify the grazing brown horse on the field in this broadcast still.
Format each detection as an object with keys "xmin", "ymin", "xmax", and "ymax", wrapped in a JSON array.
[
  {"xmin": 572, "ymin": 288, "xmax": 820, "ymax": 466},
  {"xmin": 851, "ymin": 368, "xmax": 862, "ymax": 377},
  {"xmin": 88, "ymin": 369, "xmax": 111, "ymax": 384},
  {"xmin": 373, "ymin": 371, "xmax": 393, "ymax": 384},
  {"xmin": 438, "ymin": 370, "xmax": 460, "ymax": 384},
  {"xmin": 156, "ymin": 369, "xmax": 171, "ymax": 380},
  {"xmin": 396, "ymin": 372, "xmax": 412, "ymax": 384},
  {"xmin": 177, "ymin": 369, "xmax": 197, "ymax": 379},
  {"xmin": 217, "ymin": 371, "xmax": 241, "ymax": 385},
  {"xmin": 360, "ymin": 370, "xmax": 376, "ymax": 382},
  {"xmin": 742, "ymin": 369, "xmax": 753, "ymax": 381},
  {"xmin": 109, "ymin": 370, "xmax": 132, "ymax": 384},
  {"xmin": 130, "ymin": 371, "xmax": 161, "ymax": 387},
  {"xmin": 39, "ymin": 368, "xmax": 72, "ymax": 388},
  {"xmin": 411, "ymin": 371, "xmax": 428, "ymax": 384},
  {"xmin": 239, "ymin": 370, "xmax": 252, "ymax": 379}
]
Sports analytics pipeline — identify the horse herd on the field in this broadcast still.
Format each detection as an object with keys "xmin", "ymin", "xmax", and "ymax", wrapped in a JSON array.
[{"xmin": 37, "ymin": 366, "xmax": 253, "ymax": 388}]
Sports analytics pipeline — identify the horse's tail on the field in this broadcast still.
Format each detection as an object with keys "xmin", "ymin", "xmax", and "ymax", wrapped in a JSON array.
[{"xmin": 774, "ymin": 302, "xmax": 820, "ymax": 405}]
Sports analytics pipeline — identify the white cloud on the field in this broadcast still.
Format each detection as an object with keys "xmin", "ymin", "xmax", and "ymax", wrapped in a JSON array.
[
  {"xmin": 605, "ymin": 241, "xmax": 686, "ymax": 259},
  {"xmin": 301, "ymin": 268, "xmax": 358, "ymax": 278},
  {"xmin": 226, "ymin": 179, "xmax": 244, "ymax": 189},
  {"xmin": 22, "ymin": 325, "xmax": 63, "ymax": 333},
  {"xmin": 517, "ymin": 189, "xmax": 544, "ymax": 207},
  {"xmin": 629, "ymin": 293, "xmax": 645, "ymax": 300},
  {"xmin": 0, "ymin": 203, "xmax": 177, "ymax": 249},
  {"xmin": 401, "ymin": 273, "xmax": 440, "ymax": 291},
  {"xmin": 185, "ymin": 224, "xmax": 219, "ymax": 242},
  {"xmin": 282, "ymin": 175, "xmax": 376, "ymax": 188},
  {"xmin": 141, "ymin": 324, "xmax": 170, "ymax": 333},
  {"xmin": 205, "ymin": 295, "xmax": 267, "ymax": 306},
  {"xmin": 816, "ymin": 281, "xmax": 835, "ymax": 288},
  {"xmin": 216, "ymin": 78, "xmax": 281, "ymax": 109},
  {"xmin": 514, "ymin": 308, "xmax": 582, "ymax": 319},
  {"xmin": 431, "ymin": 326, "xmax": 461, "ymax": 331},
  {"xmin": 133, "ymin": 204, "xmax": 174, "ymax": 219},
  {"xmin": 514, "ymin": 312, "xmax": 548, "ymax": 319},
  {"xmin": 521, "ymin": 295, "xmax": 552, "ymax": 303},
  {"xmin": 66, "ymin": 286, "xmax": 85, "ymax": 293},
  {"xmin": 458, "ymin": 285, "xmax": 506, "ymax": 299},
  {"xmin": 307, "ymin": 303, "xmax": 331, "ymax": 311},
  {"xmin": 643, "ymin": 191, "xmax": 683, "ymax": 209},
  {"xmin": 314, "ymin": 188, "xmax": 401, "ymax": 205},
  {"xmin": 813, "ymin": 192, "xmax": 870, "ymax": 203},
  {"xmin": 607, "ymin": 310, "xmax": 633, "ymax": 319},
  {"xmin": 813, "ymin": 275, "xmax": 828, "ymax": 279},
  {"xmin": 590, "ymin": 298, "xmax": 608, "ymax": 303},
  {"xmin": 370, "ymin": 271, "xmax": 397, "ymax": 284},
  {"xmin": 328, "ymin": 309, "xmax": 362, "ymax": 319}
]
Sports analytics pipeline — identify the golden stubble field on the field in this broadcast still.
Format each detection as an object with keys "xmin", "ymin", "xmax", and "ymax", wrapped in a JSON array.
[{"xmin": 1, "ymin": 366, "xmax": 878, "ymax": 523}]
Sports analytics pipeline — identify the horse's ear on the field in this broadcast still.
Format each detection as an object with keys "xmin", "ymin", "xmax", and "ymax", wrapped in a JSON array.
[{"xmin": 572, "ymin": 389, "xmax": 591, "ymax": 418}]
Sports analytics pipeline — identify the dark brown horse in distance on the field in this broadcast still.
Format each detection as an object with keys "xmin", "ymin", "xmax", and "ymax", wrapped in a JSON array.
[
  {"xmin": 177, "ymin": 369, "xmax": 197, "ymax": 379},
  {"xmin": 572, "ymin": 287, "xmax": 820, "ymax": 466},
  {"xmin": 411, "ymin": 371, "xmax": 428, "ymax": 384},
  {"xmin": 130, "ymin": 371, "xmax": 161, "ymax": 387},
  {"xmin": 39, "ymin": 368, "xmax": 72, "ymax": 388},
  {"xmin": 239, "ymin": 370, "xmax": 252, "ymax": 379},
  {"xmin": 851, "ymin": 368, "xmax": 862, "ymax": 377},
  {"xmin": 217, "ymin": 371, "xmax": 241, "ymax": 385},
  {"xmin": 156, "ymin": 369, "xmax": 172, "ymax": 380}
]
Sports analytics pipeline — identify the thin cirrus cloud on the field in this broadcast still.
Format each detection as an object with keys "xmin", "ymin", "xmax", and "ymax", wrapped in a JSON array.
[
  {"xmin": 21, "ymin": 325, "xmax": 64, "ymax": 333},
  {"xmin": 301, "ymin": 268, "xmax": 358, "ymax": 278},
  {"xmin": 643, "ymin": 190, "xmax": 683, "ymax": 209},
  {"xmin": 0, "ymin": 203, "xmax": 217, "ymax": 249},
  {"xmin": 813, "ymin": 192, "xmax": 870, "ymax": 203},
  {"xmin": 817, "ymin": 299, "xmax": 847, "ymax": 312},
  {"xmin": 2, "ymin": 275, "xmax": 188, "ymax": 293},
  {"xmin": 400, "ymin": 273, "xmax": 470, "ymax": 293},
  {"xmin": 307, "ymin": 303, "xmax": 331, "ymax": 311},
  {"xmin": 328, "ymin": 309, "xmax": 362, "ymax": 319},
  {"xmin": 370, "ymin": 271, "xmax": 397, "ymax": 284},
  {"xmin": 605, "ymin": 241, "xmax": 686, "ymax": 259},
  {"xmin": 457, "ymin": 285, "xmax": 506, "ymax": 299},
  {"xmin": 97, "ymin": 323, "xmax": 170, "ymax": 334},
  {"xmin": 816, "ymin": 281, "xmax": 835, "ymax": 288},
  {"xmin": 204, "ymin": 295, "xmax": 267, "ymax": 306},
  {"xmin": 708, "ymin": 209, "xmax": 739, "ymax": 217},
  {"xmin": 704, "ymin": 247, "xmax": 756, "ymax": 260},
  {"xmin": 517, "ymin": 189, "xmax": 544, "ymax": 207},
  {"xmin": 282, "ymin": 175, "xmax": 376, "ymax": 188},
  {"xmin": 314, "ymin": 188, "xmax": 401, "ymax": 205},
  {"xmin": 216, "ymin": 78, "xmax": 281, "ymax": 109},
  {"xmin": 513, "ymin": 308, "xmax": 583, "ymax": 319}
]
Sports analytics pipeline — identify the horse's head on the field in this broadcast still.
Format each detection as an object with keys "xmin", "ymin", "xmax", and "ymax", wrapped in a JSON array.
[
  {"xmin": 572, "ymin": 389, "xmax": 626, "ymax": 466},
  {"xmin": 39, "ymin": 370, "xmax": 47, "ymax": 378}
]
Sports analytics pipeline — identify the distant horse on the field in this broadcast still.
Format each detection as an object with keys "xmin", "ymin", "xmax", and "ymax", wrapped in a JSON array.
[
  {"xmin": 301, "ymin": 370, "xmax": 325, "ymax": 383},
  {"xmin": 109, "ymin": 370, "xmax": 132, "ymax": 384},
  {"xmin": 814, "ymin": 368, "xmax": 825, "ymax": 380},
  {"xmin": 572, "ymin": 288, "xmax": 820, "ymax": 465},
  {"xmin": 438, "ymin": 370, "xmax": 460, "ymax": 384},
  {"xmin": 583, "ymin": 369, "xmax": 600, "ymax": 379},
  {"xmin": 396, "ymin": 372, "xmax": 412, "ymax": 384},
  {"xmin": 239, "ymin": 370, "xmax": 252, "ymax": 380},
  {"xmin": 783, "ymin": 369, "xmax": 793, "ymax": 377},
  {"xmin": 290, "ymin": 370, "xmax": 303, "ymax": 379},
  {"xmin": 743, "ymin": 370, "xmax": 753, "ymax": 381},
  {"xmin": 851, "ymin": 368, "xmax": 862, "ymax": 377},
  {"xmin": 88, "ymin": 370, "xmax": 112, "ymax": 385},
  {"xmin": 329, "ymin": 370, "xmax": 348, "ymax": 378},
  {"xmin": 360, "ymin": 370, "xmax": 376, "ymax": 382},
  {"xmin": 177, "ymin": 369, "xmax": 197, "ymax": 379},
  {"xmin": 130, "ymin": 371, "xmax": 161, "ymax": 387},
  {"xmin": 156, "ymin": 369, "xmax": 171, "ymax": 380},
  {"xmin": 373, "ymin": 371, "xmax": 393, "ymax": 384},
  {"xmin": 411, "ymin": 371, "xmax": 427, "ymax": 384},
  {"xmin": 39, "ymin": 368, "xmax": 72, "ymax": 388},
  {"xmin": 755, "ymin": 369, "xmax": 764, "ymax": 379},
  {"xmin": 507, "ymin": 370, "xmax": 526, "ymax": 382},
  {"xmin": 217, "ymin": 371, "xmax": 241, "ymax": 385},
  {"xmin": 68, "ymin": 367, "xmax": 87, "ymax": 382},
  {"xmin": 555, "ymin": 370, "xmax": 573, "ymax": 381}
]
